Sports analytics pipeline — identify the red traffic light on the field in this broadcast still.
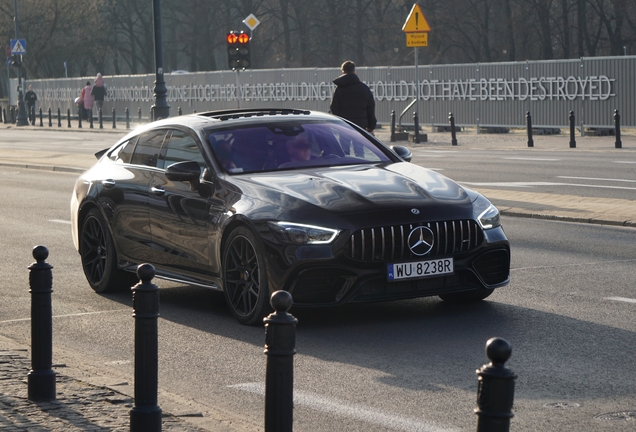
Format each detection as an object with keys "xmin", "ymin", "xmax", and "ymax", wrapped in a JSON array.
[
  {"xmin": 226, "ymin": 33, "xmax": 238, "ymax": 44},
  {"xmin": 237, "ymin": 33, "xmax": 249, "ymax": 44}
]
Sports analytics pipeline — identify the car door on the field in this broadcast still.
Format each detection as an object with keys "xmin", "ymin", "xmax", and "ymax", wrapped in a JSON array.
[
  {"xmin": 100, "ymin": 130, "xmax": 167, "ymax": 263},
  {"xmin": 147, "ymin": 129, "xmax": 214, "ymax": 277}
]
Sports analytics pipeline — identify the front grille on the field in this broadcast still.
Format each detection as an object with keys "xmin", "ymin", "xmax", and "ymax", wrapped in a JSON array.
[
  {"xmin": 472, "ymin": 249, "xmax": 510, "ymax": 285},
  {"xmin": 345, "ymin": 220, "xmax": 484, "ymax": 261}
]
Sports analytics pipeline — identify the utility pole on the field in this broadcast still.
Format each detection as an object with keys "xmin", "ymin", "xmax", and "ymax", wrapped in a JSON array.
[{"xmin": 13, "ymin": 0, "xmax": 28, "ymax": 126}]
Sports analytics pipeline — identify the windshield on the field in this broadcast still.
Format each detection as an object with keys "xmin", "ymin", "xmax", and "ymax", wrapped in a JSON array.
[{"xmin": 206, "ymin": 119, "xmax": 391, "ymax": 174}]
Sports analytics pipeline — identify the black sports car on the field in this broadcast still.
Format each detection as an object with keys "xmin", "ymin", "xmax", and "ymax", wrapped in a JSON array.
[{"xmin": 71, "ymin": 108, "xmax": 510, "ymax": 324}]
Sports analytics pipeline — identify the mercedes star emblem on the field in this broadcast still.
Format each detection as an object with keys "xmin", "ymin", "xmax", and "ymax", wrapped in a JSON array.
[{"xmin": 407, "ymin": 226, "xmax": 434, "ymax": 256}]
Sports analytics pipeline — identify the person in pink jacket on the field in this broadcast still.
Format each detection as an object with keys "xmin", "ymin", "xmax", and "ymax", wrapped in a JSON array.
[{"xmin": 81, "ymin": 81, "xmax": 94, "ymax": 120}]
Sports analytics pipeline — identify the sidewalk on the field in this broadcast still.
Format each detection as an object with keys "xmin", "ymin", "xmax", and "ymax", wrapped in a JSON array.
[{"xmin": 0, "ymin": 338, "xmax": 209, "ymax": 431}]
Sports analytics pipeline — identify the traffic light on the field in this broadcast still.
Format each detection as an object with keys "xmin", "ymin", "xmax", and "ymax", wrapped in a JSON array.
[{"xmin": 226, "ymin": 31, "xmax": 251, "ymax": 70}]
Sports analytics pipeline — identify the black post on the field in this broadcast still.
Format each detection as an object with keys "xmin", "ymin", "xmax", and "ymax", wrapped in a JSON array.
[
  {"xmin": 413, "ymin": 112, "xmax": 421, "ymax": 144},
  {"xmin": 390, "ymin": 110, "xmax": 396, "ymax": 142},
  {"xmin": 569, "ymin": 110, "xmax": 576, "ymax": 148},
  {"xmin": 39, "ymin": 108, "xmax": 43, "ymax": 127},
  {"xmin": 99, "ymin": 108, "xmax": 103, "ymax": 129},
  {"xmin": 130, "ymin": 264, "xmax": 162, "ymax": 432},
  {"xmin": 178, "ymin": 107, "xmax": 182, "ymax": 116},
  {"xmin": 150, "ymin": 0, "xmax": 170, "ymax": 120},
  {"xmin": 2, "ymin": 108, "xmax": 6, "ymax": 123},
  {"xmin": 126, "ymin": 107, "xmax": 130, "ymax": 129},
  {"xmin": 614, "ymin": 109, "xmax": 622, "ymax": 149},
  {"xmin": 475, "ymin": 338, "xmax": 516, "ymax": 432},
  {"xmin": 78, "ymin": 109, "xmax": 82, "ymax": 129},
  {"xmin": 449, "ymin": 112, "xmax": 458, "ymax": 146},
  {"xmin": 112, "ymin": 108, "xmax": 116, "ymax": 129},
  {"xmin": 526, "ymin": 111, "xmax": 534, "ymax": 147},
  {"xmin": 67, "ymin": 108, "xmax": 71, "ymax": 128},
  {"xmin": 27, "ymin": 245, "xmax": 56, "ymax": 402},
  {"xmin": 48, "ymin": 108, "xmax": 52, "ymax": 127},
  {"xmin": 57, "ymin": 108, "xmax": 61, "ymax": 127},
  {"xmin": 264, "ymin": 291, "xmax": 297, "ymax": 432},
  {"xmin": 138, "ymin": 107, "xmax": 142, "ymax": 123},
  {"xmin": 12, "ymin": 0, "xmax": 28, "ymax": 126},
  {"xmin": 10, "ymin": 106, "xmax": 15, "ymax": 123}
]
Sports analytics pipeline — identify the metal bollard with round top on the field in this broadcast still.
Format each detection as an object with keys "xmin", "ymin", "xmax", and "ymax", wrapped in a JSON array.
[
  {"xmin": 264, "ymin": 290, "xmax": 297, "ymax": 432},
  {"xmin": 475, "ymin": 337, "xmax": 516, "ymax": 432},
  {"xmin": 130, "ymin": 264, "xmax": 162, "ymax": 432},
  {"xmin": 27, "ymin": 245, "xmax": 56, "ymax": 402}
]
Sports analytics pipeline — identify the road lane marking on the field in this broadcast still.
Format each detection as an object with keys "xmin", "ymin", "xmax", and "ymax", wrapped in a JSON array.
[
  {"xmin": 0, "ymin": 309, "xmax": 130, "ymax": 324},
  {"xmin": 463, "ymin": 181, "xmax": 636, "ymax": 191},
  {"xmin": 614, "ymin": 161, "xmax": 636, "ymax": 164},
  {"xmin": 605, "ymin": 297, "xmax": 636, "ymax": 304},
  {"xmin": 49, "ymin": 219, "xmax": 72, "ymax": 224},
  {"xmin": 558, "ymin": 176, "xmax": 636, "ymax": 183},
  {"xmin": 503, "ymin": 157, "xmax": 561, "ymax": 161},
  {"xmin": 229, "ymin": 382, "xmax": 461, "ymax": 432}
]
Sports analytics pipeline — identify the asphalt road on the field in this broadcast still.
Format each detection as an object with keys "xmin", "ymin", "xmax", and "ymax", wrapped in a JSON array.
[{"xmin": 0, "ymin": 134, "xmax": 634, "ymax": 431}]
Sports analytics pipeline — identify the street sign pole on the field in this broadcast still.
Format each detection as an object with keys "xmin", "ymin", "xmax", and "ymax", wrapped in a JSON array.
[
  {"xmin": 414, "ymin": 47, "xmax": 419, "ymax": 130},
  {"xmin": 13, "ymin": 0, "xmax": 28, "ymax": 126}
]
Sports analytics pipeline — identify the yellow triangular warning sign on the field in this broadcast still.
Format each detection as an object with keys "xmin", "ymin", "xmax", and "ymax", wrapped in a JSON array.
[{"xmin": 402, "ymin": 4, "xmax": 431, "ymax": 33}]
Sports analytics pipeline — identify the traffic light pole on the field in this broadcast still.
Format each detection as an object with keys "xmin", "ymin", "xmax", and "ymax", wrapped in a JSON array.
[
  {"xmin": 150, "ymin": 0, "xmax": 170, "ymax": 121},
  {"xmin": 13, "ymin": 0, "xmax": 28, "ymax": 126},
  {"xmin": 235, "ymin": 70, "xmax": 241, "ymax": 109}
]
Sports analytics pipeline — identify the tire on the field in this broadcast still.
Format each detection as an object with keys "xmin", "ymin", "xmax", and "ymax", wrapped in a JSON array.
[
  {"xmin": 222, "ymin": 227, "xmax": 270, "ymax": 325},
  {"xmin": 80, "ymin": 208, "xmax": 137, "ymax": 293},
  {"xmin": 438, "ymin": 288, "xmax": 494, "ymax": 303}
]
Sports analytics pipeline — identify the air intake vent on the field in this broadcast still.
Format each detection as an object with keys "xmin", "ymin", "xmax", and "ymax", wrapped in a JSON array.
[{"xmin": 346, "ymin": 220, "xmax": 483, "ymax": 261}]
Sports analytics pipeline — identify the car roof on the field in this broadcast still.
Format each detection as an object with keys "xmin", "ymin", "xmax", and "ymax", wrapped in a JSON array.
[{"xmin": 116, "ymin": 108, "xmax": 339, "ymax": 143}]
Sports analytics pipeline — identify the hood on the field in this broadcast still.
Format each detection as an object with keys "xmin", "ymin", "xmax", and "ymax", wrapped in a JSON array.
[
  {"xmin": 333, "ymin": 73, "xmax": 360, "ymax": 87},
  {"xmin": 235, "ymin": 162, "xmax": 474, "ymax": 224}
]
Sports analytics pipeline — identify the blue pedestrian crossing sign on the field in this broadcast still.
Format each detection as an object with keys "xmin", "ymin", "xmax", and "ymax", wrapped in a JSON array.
[{"xmin": 10, "ymin": 39, "xmax": 26, "ymax": 55}]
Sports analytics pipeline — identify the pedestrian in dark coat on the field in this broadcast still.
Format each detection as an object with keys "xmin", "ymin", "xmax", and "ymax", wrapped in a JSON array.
[
  {"xmin": 25, "ymin": 85, "xmax": 37, "ymax": 125},
  {"xmin": 330, "ymin": 60, "xmax": 377, "ymax": 134}
]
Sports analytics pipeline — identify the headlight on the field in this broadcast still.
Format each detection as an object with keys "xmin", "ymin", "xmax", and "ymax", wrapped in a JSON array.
[
  {"xmin": 268, "ymin": 222, "xmax": 340, "ymax": 244},
  {"xmin": 472, "ymin": 194, "xmax": 501, "ymax": 229}
]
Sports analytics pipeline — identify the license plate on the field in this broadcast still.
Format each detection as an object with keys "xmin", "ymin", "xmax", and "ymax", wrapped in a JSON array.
[{"xmin": 387, "ymin": 258, "xmax": 454, "ymax": 281}]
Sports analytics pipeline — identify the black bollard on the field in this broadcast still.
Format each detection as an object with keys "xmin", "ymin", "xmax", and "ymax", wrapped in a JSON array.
[
  {"xmin": 112, "ymin": 108, "xmax": 116, "ymax": 129},
  {"xmin": 57, "ymin": 108, "xmax": 62, "ymax": 127},
  {"xmin": 614, "ymin": 109, "xmax": 622, "ymax": 149},
  {"xmin": 178, "ymin": 106, "xmax": 182, "ymax": 116},
  {"xmin": 130, "ymin": 264, "xmax": 162, "ymax": 432},
  {"xmin": 27, "ymin": 246, "xmax": 56, "ymax": 402},
  {"xmin": 99, "ymin": 108, "xmax": 103, "ymax": 129},
  {"xmin": 449, "ymin": 112, "xmax": 458, "ymax": 146},
  {"xmin": 264, "ymin": 291, "xmax": 297, "ymax": 432},
  {"xmin": 193, "ymin": 109, "xmax": 197, "ymax": 114},
  {"xmin": 11, "ymin": 106, "xmax": 15, "ymax": 123},
  {"xmin": 48, "ymin": 108, "xmax": 52, "ymax": 127},
  {"xmin": 2, "ymin": 107, "xmax": 5, "ymax": 124},
  {"xmin": 67, "ymin": 109, "xmax": 71, "ymax": 128},
  {"xmin": 475, "ymin": 337, "xmax": 516, "ymax": 432},
  {"xmin": 78, "ymin": 109, "xmax": 82, "ymax": 129},
  {"xmin": 413, "ymin": 112, "xmax": 421, "ymax": 144},
  {"xmin": 39, "ymin": 108, "xmax": 43, "ymax": 127},
  {"xmin": 526, "ymin": 111, "xmax": 534, "ymax": 147},
  {"xmin": 126, "ymin": 107, "xmax": 130, "ymax": 129},
  {"xmin": 390, "ymin": 110, "xmax": 396, "ymax": 142},
  {"xmin": 138, "ymin": 107, "xmax": 142, "ymax": 123},
  {"xmin": 569, "ymin": 111, "xmax": 576, "ymax": 148}
]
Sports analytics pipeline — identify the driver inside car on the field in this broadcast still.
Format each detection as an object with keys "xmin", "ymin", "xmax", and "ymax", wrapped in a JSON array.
[{"xmin": 285, "ymin": 135, "xmax": 312, "ymax": 162}]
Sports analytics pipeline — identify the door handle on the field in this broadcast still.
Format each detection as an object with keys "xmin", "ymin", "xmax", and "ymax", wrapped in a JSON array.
[
  {"xmin": 151, "ymin": 186, "xmax": 165, "ymax": 196},
  {"xmin": 102, "ymin": 179, "xmax": 115, "ymax": 189}
]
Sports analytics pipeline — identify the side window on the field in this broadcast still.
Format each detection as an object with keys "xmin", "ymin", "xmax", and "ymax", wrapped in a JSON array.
[
  {"xmin": 130, "ymin": 130, "xmax": 168, "ymax": 167},
  {"xmin": 109, "ymin": 137, "xmax": 137, "ymax": 164},
  {"xmin": 158, "ymin": 130, "xmax": 205, "ymax": 170}
]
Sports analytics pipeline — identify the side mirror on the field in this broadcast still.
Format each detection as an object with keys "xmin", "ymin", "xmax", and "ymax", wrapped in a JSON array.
[
  {"xmin": 391, "ymin": 145, "xmax": 412, "ymax": 162},
  {"xmin": 165, "ymin": 161, "xmax": 202, "ymax": 190}
]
